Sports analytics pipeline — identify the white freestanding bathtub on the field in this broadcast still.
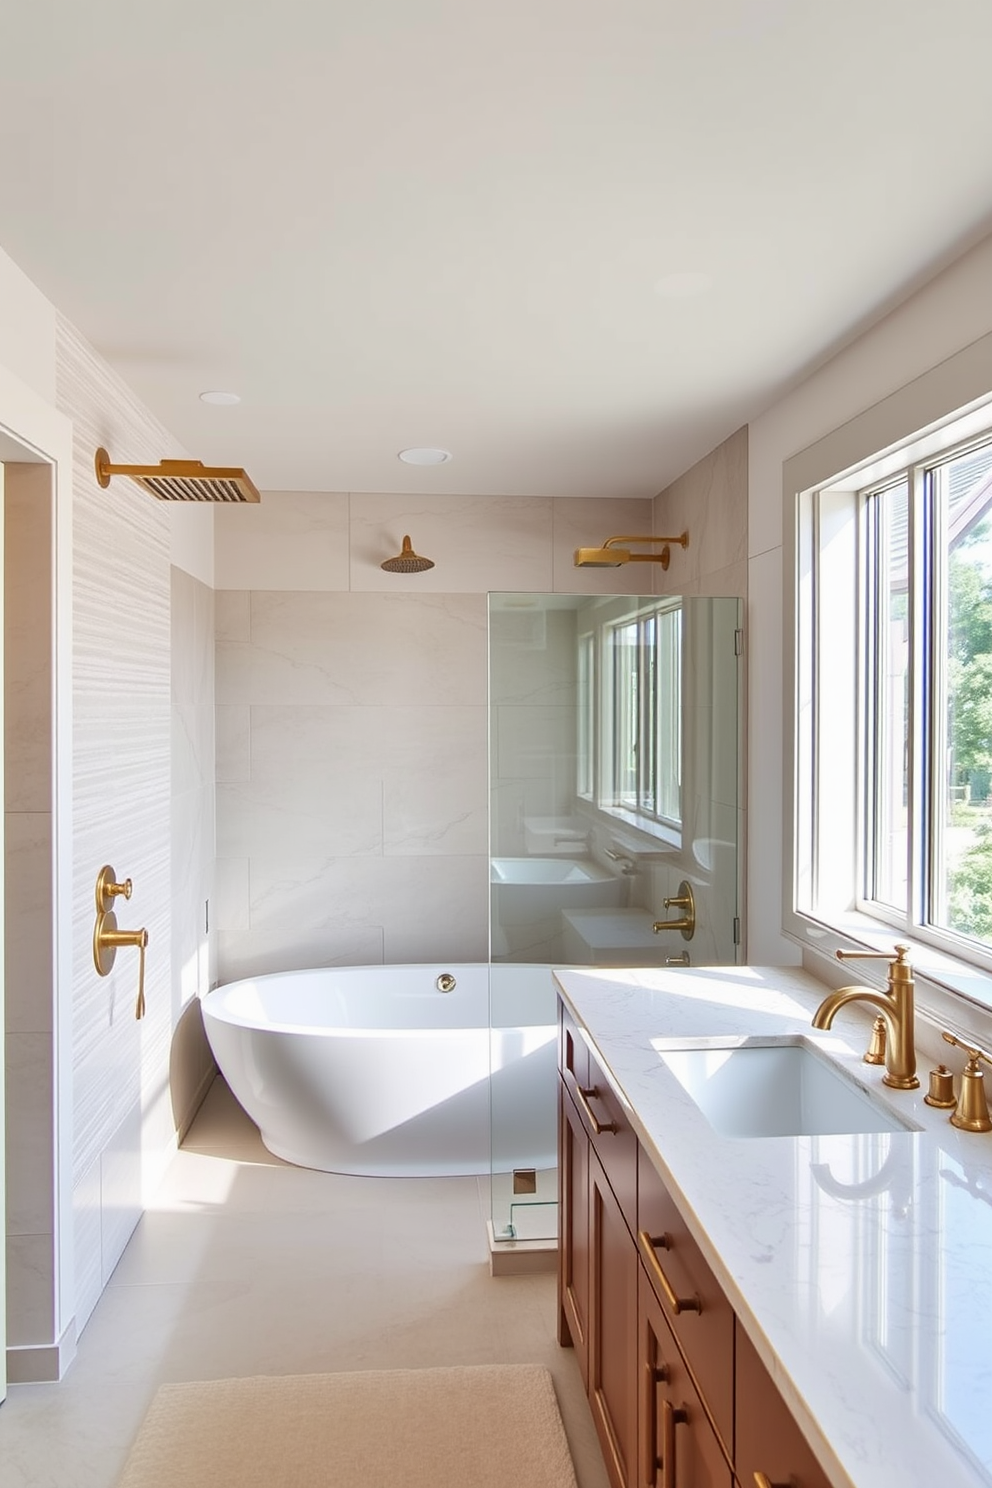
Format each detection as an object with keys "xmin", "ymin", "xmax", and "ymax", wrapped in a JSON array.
[{"xmin": 201, "ymin": 963, "xmax": 558, "ymax": 1177}]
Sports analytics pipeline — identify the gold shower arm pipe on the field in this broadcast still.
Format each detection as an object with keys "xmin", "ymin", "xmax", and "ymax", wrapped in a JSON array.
[{"xmin": 599, "ymin": 534, "xmax": 689, "ymax": 551}]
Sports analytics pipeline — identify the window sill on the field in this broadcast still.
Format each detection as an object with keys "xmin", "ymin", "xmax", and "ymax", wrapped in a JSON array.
[{"xmin": 785, "ymin": 906, "xmax": 992, "ymax": 1047}]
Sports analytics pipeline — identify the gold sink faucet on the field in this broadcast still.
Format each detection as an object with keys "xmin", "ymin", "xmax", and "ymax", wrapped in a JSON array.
[{"xmin": 811, "ymin": 944, "xmax": 918, "ymax": 1090}]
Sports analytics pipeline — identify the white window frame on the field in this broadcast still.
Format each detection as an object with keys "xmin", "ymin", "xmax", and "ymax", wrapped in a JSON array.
[{"xmin": 784, "ymin": 327, "xmax": 992, "ymax": 1032}]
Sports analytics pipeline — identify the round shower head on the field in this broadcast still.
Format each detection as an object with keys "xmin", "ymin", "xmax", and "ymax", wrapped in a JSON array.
[{"xmin": 380, "ymin": 536, "xmax": 435, "ymax": 574}]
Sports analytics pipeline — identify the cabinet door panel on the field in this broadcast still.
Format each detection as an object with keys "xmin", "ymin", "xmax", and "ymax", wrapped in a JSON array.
[
  {"xmin": 639, "ymin": 1269, "xmax": 733, "ymax": 1488},
  {"xmin": 559, "ymin": 1078, "xmax": 590, "ymax": 1376},
  {"xmin": 560, "ymin": 1001, "xmax": 590, "ymax": 1103},
  {"xmin": 736, "ymin": 1322, "xmax": 833, "ymax": 1488},
  {"xmin": 638, "ymin": 1147, "xmax": 734, "ymax": 1448},
  {"xmin": 590, "ymin": 1147, "xmax": 639, "ymax": 1488}
]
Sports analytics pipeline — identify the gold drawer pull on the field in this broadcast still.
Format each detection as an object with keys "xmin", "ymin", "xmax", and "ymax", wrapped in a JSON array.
[
  {"xmin": 754, "ymin": 1475, "xmax": 789, "ymax": 1488},
  {"xmin": 575, "ymin": 1085, "xmax": 618, "ymax": 1135},
  {"xmin": 661, "ymin": 1400, "xmax": 688, "ymax": 1488},
  {"xmin": 638, "ymin": 1229, "xmax": 702, "ymax": 1316}
]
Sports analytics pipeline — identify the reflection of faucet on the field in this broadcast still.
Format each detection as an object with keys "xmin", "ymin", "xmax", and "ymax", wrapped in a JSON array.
[
  {"xmin": 604, "ymin": 849, "xmax": 636, "ymax": 875},
  {"xmin": 811, "ymin": 1148, "xmax": 912, "ymax": 1217},
  {"xmin": 811, "ymin": 945, "xmax": 918, "ymax": 1090}
]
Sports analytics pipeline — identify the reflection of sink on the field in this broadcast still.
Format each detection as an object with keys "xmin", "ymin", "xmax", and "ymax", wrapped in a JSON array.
[{"xmin": 658, "ymin": 1040, "xmax": 915, "ymax": 1138}]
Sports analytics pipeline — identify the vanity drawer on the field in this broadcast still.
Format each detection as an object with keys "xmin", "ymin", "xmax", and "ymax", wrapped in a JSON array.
[
  {"xmin": 735, "ymin": 1322, "xmax": 833, "ymax": 1488},
  {"xmin": 637, "ymin": 1145, "xmax": 734, "ymax": 1448}
]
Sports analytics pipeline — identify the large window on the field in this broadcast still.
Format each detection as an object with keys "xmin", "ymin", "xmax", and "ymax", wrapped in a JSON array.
[{"xmin": 795, "ymin": 420, "xmax": 992, "ymax": 990}]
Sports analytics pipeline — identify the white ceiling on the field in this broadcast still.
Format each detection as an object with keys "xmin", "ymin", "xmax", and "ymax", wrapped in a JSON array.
[{"xmin": 3, "ymin": 1, "xmax": 992, "ymax": 498}]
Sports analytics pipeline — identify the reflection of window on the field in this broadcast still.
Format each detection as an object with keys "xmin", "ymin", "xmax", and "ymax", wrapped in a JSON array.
[
  {"xmin": 578, "ymin": 601, "xmax": 682, "ymax": 835},
  {"xmin": 796, "ymin": 426, "xmax": 992, "ymax": 976}
]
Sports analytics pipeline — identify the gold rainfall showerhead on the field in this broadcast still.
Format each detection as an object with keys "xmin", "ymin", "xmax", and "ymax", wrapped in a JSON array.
[
  {"xmin": 573, "ymin": 532, "xmax": 689, "ymax": 569},
  {"xmin": 95, "ymin": 447, "xmax": 261, "ymax": 503},
  {"xmin": 380, "ymin": 536, "xmax": 435, "ymax": 574}
]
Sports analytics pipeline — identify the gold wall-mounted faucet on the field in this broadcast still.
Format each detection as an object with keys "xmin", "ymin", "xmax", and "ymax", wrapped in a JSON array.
[
  {"xmin": 652, "ymin": 880, "xmax": 695, "ymax": 941},
  {"xmin": 811, "ymin": 944, "xmax": 918, "ymax": 1090},
  {"xmin": 92, "ymin": 864, "xmax": 149, "ymax": 1019}
]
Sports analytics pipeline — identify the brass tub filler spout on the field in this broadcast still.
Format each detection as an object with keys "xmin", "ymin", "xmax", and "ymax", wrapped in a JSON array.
[
  {"xmin": 811, "ymin": 944, "xmax": 918, "ymax": 1090},
  {"xmin": 92, "ymin": 864, "xmax": 150, "ymax": 1019}
]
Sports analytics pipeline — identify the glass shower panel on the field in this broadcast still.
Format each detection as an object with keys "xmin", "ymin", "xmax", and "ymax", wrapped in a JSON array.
[{"xmin": 488, "ymin": 593, "xmax": 743, "ymax": 1245}]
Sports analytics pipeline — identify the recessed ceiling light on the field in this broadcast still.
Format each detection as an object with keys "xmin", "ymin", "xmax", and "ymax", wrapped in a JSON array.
[
  {"xmin": 398, "ymin": 447, "xmax": 451, "ymax": 466},
  {"xmin": 199, "ymin": 390, "xmax": 241, "ymax": 406},
  {"xmin": 653, "ymin": 272, "xmax": 712, "ymax": 300}
]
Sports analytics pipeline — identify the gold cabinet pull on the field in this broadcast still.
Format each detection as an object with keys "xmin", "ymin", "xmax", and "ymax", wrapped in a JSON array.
[
  {"xmin": 638, "ymin": 1229, "xmax": 702, "ymax": 1316},
  {"xmin": 754, "ymin": 1475, "xmax": 790, "ymax": 1488},
  {"xmin": 661, "ymin": 1400, "xmax": 688, "ymax": 1488},
  {"xmin": 575, "ymin": 1085, "xmax": 618, "ymax": 1136}
]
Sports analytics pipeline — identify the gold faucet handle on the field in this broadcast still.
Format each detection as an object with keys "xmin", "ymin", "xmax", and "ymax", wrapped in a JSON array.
[
  {"xmin": 942, "ymin": 1032, "xmax": 992, "ymax": 1132},
  {"xmin": 942, "ymin": 1030, "xmax": 992, "ymax": 1070},
  {"xmin": 95, "ymin": 864, "xmax": 132, "ymax": 912},
  {"xmin": 836, "ymin": 942, "xmax": 911, "ymax": 965}
]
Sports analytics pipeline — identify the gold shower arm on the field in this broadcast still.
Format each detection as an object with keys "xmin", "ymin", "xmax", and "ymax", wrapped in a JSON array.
[{"xmin": 574, "ymin": 532, "xmax": 689, "ymax": 569}]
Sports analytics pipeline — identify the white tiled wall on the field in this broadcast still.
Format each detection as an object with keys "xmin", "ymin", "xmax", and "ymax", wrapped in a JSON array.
[
  {"xmin": 213, "ymin": 492, "xmax": 653, "ymax": 980},
  {"xmin": 56, "ymin": 320, "xmax": 215, "ymax": 1338}
]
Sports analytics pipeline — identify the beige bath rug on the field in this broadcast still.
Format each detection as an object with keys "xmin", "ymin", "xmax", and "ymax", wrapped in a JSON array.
[{"xmin": 116, "ymin": 1362, "xmax": 579, "ymax": 1488}]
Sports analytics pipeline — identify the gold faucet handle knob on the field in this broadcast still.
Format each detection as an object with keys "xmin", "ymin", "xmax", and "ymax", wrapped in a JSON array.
[
  {"xmin": 95, "ymin": 864, "xmax": 132, "ymax": 912},
  {"xmin": 942, "ymin": 1030, "xmax": 992, "ymax": 1071}
]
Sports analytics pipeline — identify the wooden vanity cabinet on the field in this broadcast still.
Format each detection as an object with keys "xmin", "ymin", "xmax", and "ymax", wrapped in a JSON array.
[
  {"xmin": 639, "ymin": 1269, "xmax": 733, "ymax": 1488},
  {"xmin": 637, "ymin": 1147, "xmax": 734, "ymax": 1448},
  {"xmin": 735, "ymin": 1323, "xmax": 833, "ymax": 1488},
  {"xmin": 558, "ymin": 1076, "xmax": 590, "ymax": 1371},
  {"xmin": 558, "ymin": 999, "xmax": 838, "ymax": 1488}
]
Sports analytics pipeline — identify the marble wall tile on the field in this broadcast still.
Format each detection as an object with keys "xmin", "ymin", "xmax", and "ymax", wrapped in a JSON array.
[
  {"xmin": 6, "ymin": 1233, "xmax": 56, "ymax": 1345},
  {"xmin": 215, "ymin": 852, "xmax": 488, "ymax": 979},
  {"xmin": 6, "ymin": 1031, "xmax": 54, "ymax": 1234},
  {"xmin": 4, "ymin": 464, "xmax": 52, "ymax": 815},
  {"xmin": 216, "ymin": 705, "xmax": 251, "ymax": 783},
  {"xmin": 350, "ymin": 493, "xmax": 554, "ymax": 593},
  {"xmin": 216, "ymin": 922, "xmax": 386, "ymax": 983},
  {"xmin": 489, "ymin": 606, "xmax": 578, "ymax": 706},
  {"xmin": 5, "ymin": 810, "xmax": 54, "ymax": 1034},
  {"xmin": 494, "ymin": 704, "xmax": 578, "ymax": 785},
  {"xmin": 215, "ymin": 588, "xmax": 251, "ymax": 641},
  {"xmin": 214, "ymin": 490, "xmax": 350, "ymax": 591},
  {"xmin": 652, "ymin": 427, "xmax": 748, "ymax": 592},
  {"xmin": 217, "ymin": 777, "xmax": 384, "ymax": 858},
  {"xmin": 218, "ymin": 592, "xmax": 487, "ymax": 707},
  {"xmin": 214, "ymin": 856, "xmax": 250, "ymax": 940},
  {"xmin": 551, "ymin": 496, "xmax": 656, "ymax": 594}
]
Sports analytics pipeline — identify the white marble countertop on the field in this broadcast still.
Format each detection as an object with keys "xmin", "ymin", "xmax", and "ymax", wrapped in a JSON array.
[{"xmin": 553, "ymin": 963, "xmax": 992, "ymax": 1488}]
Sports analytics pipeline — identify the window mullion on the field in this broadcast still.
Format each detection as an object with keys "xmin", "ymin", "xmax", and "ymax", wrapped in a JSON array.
[{"xmin": 908, "ymin": 463, "xmax": 934, "ymax": 933}]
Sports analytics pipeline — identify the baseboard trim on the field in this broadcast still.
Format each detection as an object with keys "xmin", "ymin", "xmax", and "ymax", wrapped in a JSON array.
[
  {"xmin": 7, "ymin": 1318, "xmax": 77, "ymax": 1383},
  {"xmin": 175, "ymin": 1058, "xmax": 218, "ymax": 1146}
]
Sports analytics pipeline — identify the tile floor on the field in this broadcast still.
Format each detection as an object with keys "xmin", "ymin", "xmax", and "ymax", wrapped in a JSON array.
[{"xmin": 0, "ymin": 1078, "xmax": 609, "ymax": 1488}]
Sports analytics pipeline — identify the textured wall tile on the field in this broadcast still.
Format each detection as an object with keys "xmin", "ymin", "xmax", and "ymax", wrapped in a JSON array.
[{"xmin": 57, "ymin": 318, "xmax": 183, "ymax": 1313}]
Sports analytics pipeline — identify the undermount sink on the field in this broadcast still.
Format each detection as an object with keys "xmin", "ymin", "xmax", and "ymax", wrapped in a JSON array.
[{"xmin": 658, "ymin": 1039, "xmax": 916, "ymax": 1139}]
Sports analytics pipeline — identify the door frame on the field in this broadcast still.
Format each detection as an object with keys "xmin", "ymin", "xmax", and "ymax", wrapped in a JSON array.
[{"xmin": 0, "ymin": 357, "xmax": 74, "ymax": 1392}]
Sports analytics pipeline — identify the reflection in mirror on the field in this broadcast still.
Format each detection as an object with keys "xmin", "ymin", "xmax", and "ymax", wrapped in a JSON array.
[{"xmin": 488, "ymin": 592, "xmax": 742, "ymax": 968}]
